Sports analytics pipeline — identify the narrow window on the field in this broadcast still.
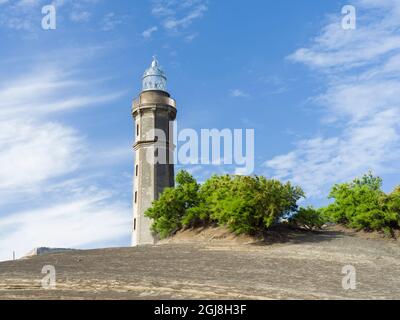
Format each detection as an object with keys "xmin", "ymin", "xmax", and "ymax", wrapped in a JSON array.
[
  {"xmin": 135, "ymin": 165, "xmax": 139, "ymax": 176},
  {"xmin": 137, "ymin": 124, "xmax": 139, "ymax": 136},
  {"xmin": 135, "ymin": 191, "xmax": 138, "ymax": 203},
  {"xmin": 134, "ymin": 218, "xmax": 137, "ymax": 231}
]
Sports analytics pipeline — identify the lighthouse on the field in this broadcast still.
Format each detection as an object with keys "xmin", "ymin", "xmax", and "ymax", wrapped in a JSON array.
[{"xmin": 131, "ymin": 57, "xmax": 177, "ymax": 246}]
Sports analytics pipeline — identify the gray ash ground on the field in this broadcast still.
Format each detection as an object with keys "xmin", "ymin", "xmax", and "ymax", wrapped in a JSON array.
[{"xmin": 1, "ymin": 226, "xmax": 399, "ymax": 300}]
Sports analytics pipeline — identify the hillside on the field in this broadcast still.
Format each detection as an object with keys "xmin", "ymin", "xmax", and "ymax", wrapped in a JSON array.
[{"xmin": 1, "ymin": 226, "xmax": 400, "ymax": 300}]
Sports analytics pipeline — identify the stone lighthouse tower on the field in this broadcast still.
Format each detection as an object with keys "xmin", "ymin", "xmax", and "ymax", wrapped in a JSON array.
[{"xmin": 131, "ymin": 57, "xmax": 177, "ymax": 246}]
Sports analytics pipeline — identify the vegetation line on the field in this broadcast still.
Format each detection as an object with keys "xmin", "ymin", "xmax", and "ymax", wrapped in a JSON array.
[{"xmin": 145, "ymin": 171, "xmax": 400, "ymax": 239}]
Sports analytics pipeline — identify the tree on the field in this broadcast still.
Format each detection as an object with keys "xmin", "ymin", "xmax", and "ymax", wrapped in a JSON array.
[
  {"xmin": 323, "ymin": 173, "xmax": 399, "ymax": 234},
  {"xmin": 146, "ymin": 172, "xmax": 305, "ymax": 238},
  {"xmin": 290, "ymin": 206, "xmax": 326, "ymax": 230},
  {"xmin": 145, "ymin": 170, "xmax": 201, "ymax": 238}
]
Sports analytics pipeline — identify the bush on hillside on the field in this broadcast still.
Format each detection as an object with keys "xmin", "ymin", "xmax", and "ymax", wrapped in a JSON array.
[
  {"xmin": 323, "ymin": 172, "xmax": 400, "ymax": 234},
  {"xmin": 387, "ymin": 186, "xmax": 400, "ymax": 215},
  {"xmin": 201, "ymin": 175, "xmax": 304, "ymax": 235},
  {"xmin": 145, "ymin": 171, "xmax": 305, "ymax": 238},
  {"xmin": 145, "ymin": 170, "xmax": 201, "ymax": 238},
  {"xmin": 146, "ymin": 170, "xmax": 400, "ymax": 239},
  {"xmin": 290, "ymin": 206, "xmax": 326, "ymax": 230}
]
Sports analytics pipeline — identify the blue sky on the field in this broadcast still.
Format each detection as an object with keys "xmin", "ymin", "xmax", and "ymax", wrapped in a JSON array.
[{"xmin": 0, "ymin": 0, "xmax": 399, "ymax": 261}]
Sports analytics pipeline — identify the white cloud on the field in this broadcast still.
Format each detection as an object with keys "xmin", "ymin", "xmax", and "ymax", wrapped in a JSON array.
[
  {"xmin": 288, "ymin": 1, "xmax": 400, "ymax": 70},
  {"xmin": 266, "ymin": 109, "xmax": 400, "ymax": 197},
  {"xmin": 265, "ymin": 0, "xmax": 400, "ymax": 198},
  {"xmin": 0, "ymin": 57, "xmax": 130, "ymax": 262},
  {"xmin": 142, "ymin": 25, "xmax": 158, "ymax": 38},
  {"xmin": 150, "ymin": 0, "xmax": 207, "ymax": 37},
  {"xmin": 0, "ymin": 191, "xmax": 130, "ymax": 261},
  {"xmin": 70, "ymin": 10, "xmax": 91, "ymax": 22},
  {"xmin": 0, "ymin": 68, "xmax": 124, "ymax": 120},
  {"xmin": 163, "ymin": 4, "xmax": 207, "ymax": 31},
  {"xmin": 151, "ymin": 0, "xmax": 176, "ymax": 17},
  {"xmin": 0, "ymin": 0, "xmax": 98, "ymax": 31},
  {"xmin": 0, "ymin": 70, "xmax": 86, "ymax": 194},
  {"xmin": 0, "ymin": 66, "xmax": 124, "ymax": 191},
  {"xmin": 230, "ymin": 89, "xmax": 249, "ymax": 98},
  {"xmin": 0, "ymin": 120, "xmax": 84, "ymax": 191},
  {"xmin": 184, "ymin": 33, "xmax": 198, "ymax": 42},
  {"xmin": 101, "ymin": 12, "xmax": 124, "ymax": 31}
]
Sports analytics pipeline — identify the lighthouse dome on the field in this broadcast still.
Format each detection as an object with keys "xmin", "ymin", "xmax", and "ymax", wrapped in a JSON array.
[{"xmin": 142, "ymin": 56, "xmax": 167, "ymax": 92}]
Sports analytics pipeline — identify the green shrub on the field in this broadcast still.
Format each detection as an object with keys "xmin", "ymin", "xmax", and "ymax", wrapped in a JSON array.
[
  {"xmin": 146, "ymin": 171, "xmax": 305, "ymax": 238},
  {"xmin": 145, "ymin": 170, "xmax": 400, "ymax": 238},
  {"xmin": 182, "ymin": 203, "xmax": 210, "ymax": 228},
  {"xmin": 323, "ymin": 172, "xmax": 400, "ymax": 233},
  {"xmin": 204, "ymin": 175, "xmax": 304, "ymax": 235},
  {"xmin": 387, "ymin": 186, "xmax": 400, "ymax": 215},
  {"xmin": 145, "ymin": 170, "xmax": 201, "ymax": 238},
  {"xmin": 290, "ymin": 206, "xmax": 326, "ymax": 230}
]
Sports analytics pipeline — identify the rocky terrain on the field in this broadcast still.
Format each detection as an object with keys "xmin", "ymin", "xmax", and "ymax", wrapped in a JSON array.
[{"xmin": 1, "ymin": 226, "xmax": 399, "ymax": 300}]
